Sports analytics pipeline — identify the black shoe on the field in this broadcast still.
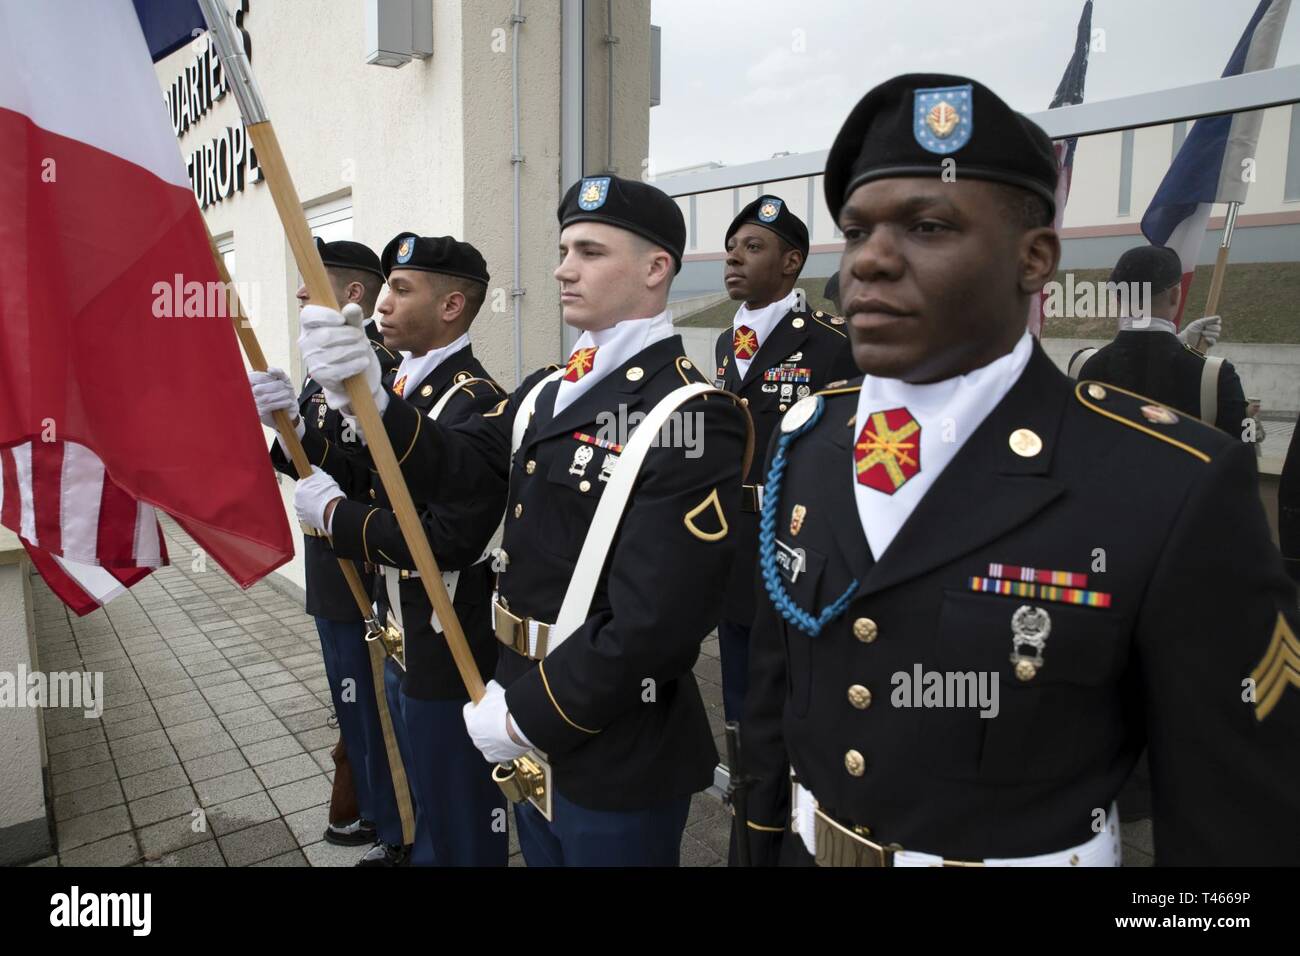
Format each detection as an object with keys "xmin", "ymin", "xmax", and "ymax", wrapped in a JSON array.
[
  {"xmin": 324, "ymin": 818, "xmax": 376, "ymax": 847},
  {"xmin": 355, "ymin": 842, "xmax": 410, "ymax": 867}
]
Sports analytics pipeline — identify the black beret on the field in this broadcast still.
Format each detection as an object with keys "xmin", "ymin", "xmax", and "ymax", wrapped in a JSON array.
[
  {"xmin": 558, "ymin": 174, "xmax": 686, "ymax": 273},
  {"xmin": 1109, "ymin": 245, "xmax": 1183, "ymax": 294},
  {"xmin": 315, "ymin": 237, "xmax": 383, "ymax": 279},
  {"xmin": 823, "ymin": 271, "xmax": 840, "ymax": 306},
  {"xmin": 380, "ymin": 233, "xmax": 490, "ymax": 286},
  {"xmin": 726, "ymin": 194, "xmax": 809, "ymax": 257},
  {"xmin": 825, "ymin": 73, "xmax": 1059, "ymax": 222}
]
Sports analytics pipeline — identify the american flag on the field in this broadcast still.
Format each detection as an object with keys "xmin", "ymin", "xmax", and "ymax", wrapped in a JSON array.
[{"xmin": 0, "ymin": 0, "xmax": 292, "ymax": 614}]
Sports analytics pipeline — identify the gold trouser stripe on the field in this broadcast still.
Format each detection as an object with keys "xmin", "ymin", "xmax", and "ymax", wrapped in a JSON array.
[
  {"xmin": 366, "ymin": 639, "xmax": 416, "ymax": 845},
  {"xmin": 538, "ymin": 660, "xmax": 599, "ymax": 735}
]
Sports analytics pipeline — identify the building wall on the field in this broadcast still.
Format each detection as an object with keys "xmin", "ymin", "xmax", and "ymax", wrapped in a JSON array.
[
  {"xmin": 154, "ymin": 0, "xmax": 567, "ymax": 593},
  {"xmin": 665, "ymin": 105, "xmax": 1300, "ymax": 281}
]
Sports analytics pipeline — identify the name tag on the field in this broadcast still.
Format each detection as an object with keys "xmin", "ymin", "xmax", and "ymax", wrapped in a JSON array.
[{"xmin": 774, "ymin": 539, "xmax": 806, "ymax": 583}]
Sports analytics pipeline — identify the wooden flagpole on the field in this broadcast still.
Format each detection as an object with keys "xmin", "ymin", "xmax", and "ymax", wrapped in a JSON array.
[
  {"xmin": 207, "ymin": 232, "xmax": 418, "ymax": 844},
  {"xmin": 197, "ymin": 0, "xmax": 486, "ymax": 705},
  {"xmin": 1197, "ymin": 201, "xmax": 1241, "ymax": 351}
]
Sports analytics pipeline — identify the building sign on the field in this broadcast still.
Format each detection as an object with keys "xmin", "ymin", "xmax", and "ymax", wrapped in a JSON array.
[{"xmin": 163, "ymin": 7, "xmax": 261, "ymax": 210}]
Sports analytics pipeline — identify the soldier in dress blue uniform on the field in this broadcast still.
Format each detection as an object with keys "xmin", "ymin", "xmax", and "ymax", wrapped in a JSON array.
[
  {"xmin": 713, "ymin": 196, "xmax": 858, "ymax": 724},
  {"xmin": 249, "ymin": 237, "xmax": 403, "ymax": 854},
  {"xmin": 297, "ymin": 175, "xmax": 752, "ymax": 866},
  {"xmin": 292, "ymin": 234, "xmax": 509, "ymax": 866},
  {"xmin": 742, "ymin": 74, "xmax": 1300, "ymax": 866},
  {"xmin": 1068, "ymin": 244, "xmax": 1248, "ymax": 436}
]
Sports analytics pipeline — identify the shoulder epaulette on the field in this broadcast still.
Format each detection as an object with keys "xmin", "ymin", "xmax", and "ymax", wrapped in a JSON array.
[
  {"xmin": 811, "ymin": 310, "xmax": 848, "ymax": 337},
  {"xmin": 1074, "ymin": 380, "xmax": 1221, "ymax": 463},
  {"xmin": 451, "ymin": 371, "xmax": 505, "ymax": 398},
  {"xmin": 816, "ymin": 380, "xmax": 859, "ymax": 397},
  {"xmin": 371, "ymin": 340, "xmax": 398, "ymax": 363},
  {"xmin": 674, "ymin": 355, "xmax": 709, "ymax": 385}
]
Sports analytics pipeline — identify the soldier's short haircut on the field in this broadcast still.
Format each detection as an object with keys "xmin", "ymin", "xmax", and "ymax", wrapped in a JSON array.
[
  {"xmin": 331, "ymin": 266, "xmax": 383, "ymax": 315},
  {"xmin": 428, "ymin": 272, "xmax": 488, "ymax": 324},
  {"xmin": 994, "ymin": 182, "xmax": 1054, "ymax": 233}
]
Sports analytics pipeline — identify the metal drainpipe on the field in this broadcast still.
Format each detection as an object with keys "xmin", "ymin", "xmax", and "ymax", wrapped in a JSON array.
[
  {"xmin": 511, "ymin": 0, "xmax": 526, "ymax": 384},
  {"xmin": 605, "ymin": 0, "xmax": 616, "ymax": 172}
]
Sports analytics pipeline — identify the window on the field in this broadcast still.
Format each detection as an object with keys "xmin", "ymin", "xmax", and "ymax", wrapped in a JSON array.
[
  {"xmin": 1118, "ymin": 129, "xmax": 1135, "ymax": 217},
  {"xmin": 1286, "ymin": 103, "xmax": 1300, "ymax": 202},
  {"xmin": 305, "ymin": 194, "xmax": 353, "ymax": 243},
  {"xmin": 215, "ymin": 233, "xmax": 235, "ymax": 280}
]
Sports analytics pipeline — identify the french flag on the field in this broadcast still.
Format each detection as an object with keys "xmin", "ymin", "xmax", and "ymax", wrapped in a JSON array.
[
  {"xmin": 0, "ymin": 0, "xmax": 292, "ymax": 614},
  {"xmin": 1032, "ymin": 0, "xmax": 1093, "ymax": 337},
  {"xmin": 1140, "ymin": 0, "xmax": 1291, "ymax": 327}
]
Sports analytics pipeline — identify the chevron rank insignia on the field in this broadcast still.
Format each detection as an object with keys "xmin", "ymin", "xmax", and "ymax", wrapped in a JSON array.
[{"xmin": 1251, "ymin": 613, "xmax": 1300, "ymax": 721}]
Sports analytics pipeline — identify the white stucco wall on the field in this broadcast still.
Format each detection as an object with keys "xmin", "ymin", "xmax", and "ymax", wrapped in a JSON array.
[{"xmin": 154, "ymin": 0, "xmax": 566, "ymax": 595}]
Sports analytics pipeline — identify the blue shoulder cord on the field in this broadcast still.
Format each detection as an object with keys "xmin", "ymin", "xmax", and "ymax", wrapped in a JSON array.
[{"xmin": 759, "ymin": 397, "xmax": 859, "ymax": 638}]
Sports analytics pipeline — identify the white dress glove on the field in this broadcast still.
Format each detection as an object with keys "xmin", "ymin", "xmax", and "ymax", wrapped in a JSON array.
[
  {"xmin": 1178, "ymin": 314, "xmax": 1221, "ymax": 349},
  {"xmin": 298, "ymin": 303, "xmax": 388, "ymax": 415},
  {"xmin": 293, "ymin": 466, "xmax": 345, "ymax": 534},
  {"xmin": 249, "ymin": 368, "xmax": 303, "ymax": 436},
  {"xmin": 462, "ymin": 680, "xmax": 532, "ymax": 764}
]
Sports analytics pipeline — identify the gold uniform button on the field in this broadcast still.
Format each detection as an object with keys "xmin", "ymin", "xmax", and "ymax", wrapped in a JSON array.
[
  {"xmin": 1014, "ymin": 660, "xmax": 1038, "ymax": 682},
  {"xmin": 579, "ymin": 480, "xmax": 591, "ymax": 492},
  {"xmin": 844, "ymin": 750, "xmax": 866, "ymax": 777},
  {"xmin": 1008, "ymin": 428, "xmax": 1042, "ymax": 458},
  {"xmin": 369, "ymin": 488, "xmax": 377, "ymax": 499},
  {"xmin": 682, "ymin": 359, "xmax": 693, "ymax": 369},
  {"xmin": 778, "ymin": 403, "xmax": 788, "ymax": 412},
  {"xmin": 513, "ymin": 504, "xmax": 523, "ymax": 519},
  {"xmin": 740, "ymin": 397, "xmax": 749, "ymax": 407},
  {"xmin": 1086, "ymin": 383, "xmax": 1107, "ymax": 401},
  {"xmin": 852, "ymin": 618, "xmax": 878, "ymax": 643},
  {"xmin": 525, "ymin": 460, "xmax": 536, "ymax": 474},
  {"xmin": 792, "ymin": 317, "xmax": 805, "ymax": 329},
  {"xmin": 626, "ymin": 367, "xmax": 644, "ymax": 382},
  {"xmin": 420, "ymin": 384, "xmax": 434, "ymax": 397},
  {"xmin": 847, "ymin": 685, "xmax": 872, "ymax": 709}
]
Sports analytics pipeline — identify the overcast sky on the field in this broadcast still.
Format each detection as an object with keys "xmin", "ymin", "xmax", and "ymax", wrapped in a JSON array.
[{"xmin": 648, "ymin": 0, "xmax": 1300, "ymax": 171}]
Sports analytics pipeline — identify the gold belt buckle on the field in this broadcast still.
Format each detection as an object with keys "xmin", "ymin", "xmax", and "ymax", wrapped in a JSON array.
[
  {"xmin": 813, "ymin": 809, "xmax": 894, "ymax": 867},
  {"xmin": 492, "ymin": 599, "xmax": 550, "ymax": 661},
  {"xmin": 812, "ymin": 808, "xmax": 984, "ymax": 868},
  {"xmin": 491, "ymin": 752, "xmax": 553, "ymax": 821},
  {"xmin": 364, "ymin": 610, "xmax": 406, "ymax": 671}
]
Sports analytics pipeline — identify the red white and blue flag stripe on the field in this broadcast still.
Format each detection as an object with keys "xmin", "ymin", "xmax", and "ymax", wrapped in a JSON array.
[
  {"xmin": 1031, "ymin": 1, "xmax": 1093, "ymax": 337},
  {"xmin": 1140, "ymin": 0, "xmax": 1292, "ymax": 327},
  {"xmin": 0, "ymin": 0, "xmax": 292, "ymax": 614}
]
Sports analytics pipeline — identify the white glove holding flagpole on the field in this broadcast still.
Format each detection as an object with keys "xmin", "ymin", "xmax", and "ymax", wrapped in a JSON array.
[
  {"xmin": 1178, "ymin": 315, "xmax": 1221, "ymax": 350},
  {"xmin": 298, "ymin": 304, "xmax": 387, "ymax": 415},
  {"xmin": 248, "ymin": 368, "xmax": 303, "ymax": 437},
  {"xmin": 463, "ymin": 680, "xmax": 532, "ymax": 764},
  {"xmin": 294, "ymin": 466, "xmax": 346, "ymax": 534}
]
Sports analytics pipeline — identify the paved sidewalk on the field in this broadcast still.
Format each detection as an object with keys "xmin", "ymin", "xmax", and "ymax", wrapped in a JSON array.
[
  {"xmin": 26, "ymin": 517, "xmax": 731, "ymax": 867},
  {"xmin": 26, "ymin": 517, "xmax": 1151, "ymax": 867}
]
